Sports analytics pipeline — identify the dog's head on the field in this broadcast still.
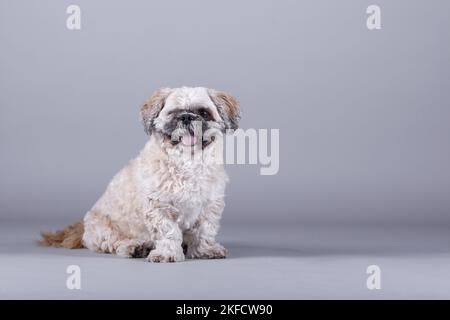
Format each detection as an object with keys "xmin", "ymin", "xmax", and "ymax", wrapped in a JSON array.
[{"xmin": 140, "ymin": 87, "xmax": 240, "ymax": 148}]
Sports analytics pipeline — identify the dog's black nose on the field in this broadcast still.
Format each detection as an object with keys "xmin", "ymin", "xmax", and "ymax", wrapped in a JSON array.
[{"xmin": 179, "ymin": 113, "xmax": 196, "ymax": 125}]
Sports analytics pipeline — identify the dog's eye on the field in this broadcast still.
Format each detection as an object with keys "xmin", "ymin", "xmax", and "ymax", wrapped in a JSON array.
[{"xmin": 199, "ymin": 109, "xmax": 211, "ymax": 120}]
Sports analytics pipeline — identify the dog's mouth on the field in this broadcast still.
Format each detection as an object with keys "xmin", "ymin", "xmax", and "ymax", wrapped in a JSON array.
[
  {"xmin": 168, "ymin": 132, "xmax": 215, "ymax": 149},
  {"xmin": 180, "ymin": 134, "xmax": 196, "ymax": 146}
]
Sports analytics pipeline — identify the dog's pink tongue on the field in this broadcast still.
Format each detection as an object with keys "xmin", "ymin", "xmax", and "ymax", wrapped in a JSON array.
[{"xmin": 181, "ymin": 134, "xmax": 196, "ymax": 146}]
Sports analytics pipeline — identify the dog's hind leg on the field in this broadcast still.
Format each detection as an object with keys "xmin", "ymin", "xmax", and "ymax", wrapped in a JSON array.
[
  {"xmin": 82, "ymin": 210, "xmax": 150, "ymax": 258},
  {"xmin": 114, "ymin": 239, "xmax": 152, "ymax": 258}
]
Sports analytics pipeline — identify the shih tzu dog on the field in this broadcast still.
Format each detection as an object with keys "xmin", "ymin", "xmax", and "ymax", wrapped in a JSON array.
[{"xmin": 40, "ymin": 87, "xmax": 240, "ymax": 262}]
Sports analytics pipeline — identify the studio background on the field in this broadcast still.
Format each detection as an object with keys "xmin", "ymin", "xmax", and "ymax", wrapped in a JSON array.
[{"xmin": 1, "ymin": 0, "xmax": 449, "ymax": 299}]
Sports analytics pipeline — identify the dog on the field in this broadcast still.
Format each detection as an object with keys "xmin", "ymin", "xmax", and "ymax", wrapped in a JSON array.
[{"xmin": 40, "ymin": 87, "xmax": 240, "ymax": 262}]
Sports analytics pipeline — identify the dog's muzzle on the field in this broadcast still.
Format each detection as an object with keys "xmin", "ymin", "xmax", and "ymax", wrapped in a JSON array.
[{"xmin": 169, "ymin": 114, "xmax": 215, "ymax": 148}]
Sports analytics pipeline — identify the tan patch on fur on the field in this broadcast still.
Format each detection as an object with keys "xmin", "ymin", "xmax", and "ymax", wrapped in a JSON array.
[
  {"xmin": 39, "ymin": 221, "xmax": 84, "ymax": 249},
  {"xmin": 141, "ymin": 88, "xmax": 172, "ymax": 134},
  {"xmin": 215, "ymin": 91, "xmax": 239, "ymax": 119},
  {"xmin": 208, "ymin": 89, "xmax": 240, "ymax": 129},
  {"xmin": 167, "ymin": 211, "xmax": 179, "ymax": 221}
]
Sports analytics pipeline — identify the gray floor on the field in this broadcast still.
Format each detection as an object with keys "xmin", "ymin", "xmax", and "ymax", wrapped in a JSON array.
[{"xmin": 0, "ymin": 221, "xmax": 449, "ymax": 299}]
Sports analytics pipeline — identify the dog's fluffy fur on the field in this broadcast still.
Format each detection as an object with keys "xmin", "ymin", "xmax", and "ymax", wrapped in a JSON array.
[{"xmin": 40, "ymin": 87, "xmax": 240, "ymax": 262}]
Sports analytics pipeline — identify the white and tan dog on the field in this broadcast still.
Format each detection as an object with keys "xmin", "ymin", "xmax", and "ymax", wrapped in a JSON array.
[{"xmin": 40, "ymin": 87, "xmax": 240, "ymax": 262}]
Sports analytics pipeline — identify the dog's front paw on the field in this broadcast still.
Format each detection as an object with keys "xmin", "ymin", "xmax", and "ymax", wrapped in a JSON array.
[
  {"xmin": 187, "ymin": 242, "xmax": 228, "ymax": 259},
  {"xmin": 147, "ymin": 248, "xmax": 185, "ymax": 263}
]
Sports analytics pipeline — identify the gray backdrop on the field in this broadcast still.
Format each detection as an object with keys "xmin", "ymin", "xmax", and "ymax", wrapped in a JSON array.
[{"xmin": 1, "ymin": 0, "xmax": 450, "ymax": 225}]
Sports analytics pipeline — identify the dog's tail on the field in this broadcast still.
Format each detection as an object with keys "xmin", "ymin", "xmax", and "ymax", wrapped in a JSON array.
[{"xmin": 39, "ymin": 221, "xmax": 85, "ymax": 249}]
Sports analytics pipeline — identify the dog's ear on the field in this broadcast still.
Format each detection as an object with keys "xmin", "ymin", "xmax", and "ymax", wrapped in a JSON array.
[
  {"xmin": 208, "ymin": 89, "xmax": 240, "ymax": 131},
  {"xmin": 140, "ymin": 88, "xmax": 172, "ymax": 135}
]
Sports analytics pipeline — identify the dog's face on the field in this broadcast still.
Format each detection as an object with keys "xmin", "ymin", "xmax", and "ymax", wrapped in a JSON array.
[{"xmin": 141, "ymin": 87, "xmax": 240, "ymax": 149}]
